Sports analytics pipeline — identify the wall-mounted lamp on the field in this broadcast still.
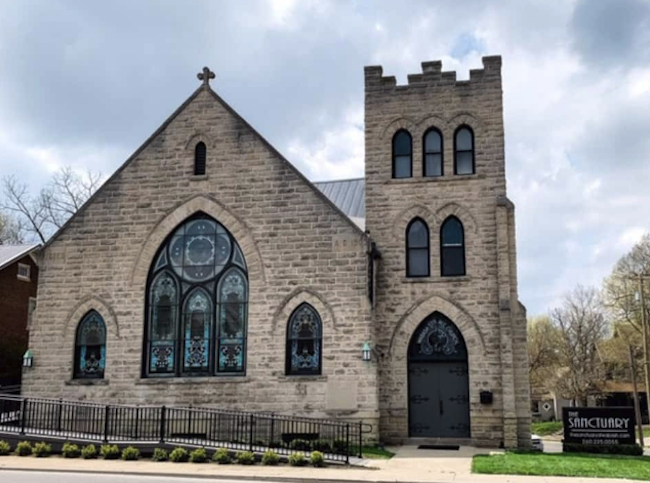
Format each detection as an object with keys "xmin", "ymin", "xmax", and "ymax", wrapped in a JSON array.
[
  {"xmin": 362, "ymin": 342, "xmax": 372, "ymax": 362},
  {"xmin": 22, "ymin": 349, "xmax": 34, "ymax": 368}
]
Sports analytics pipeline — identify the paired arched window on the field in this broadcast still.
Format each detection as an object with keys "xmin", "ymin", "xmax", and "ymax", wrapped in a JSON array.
[
  {"xmin": 74, "ymin": 311, "xmax": 106, "ymax": 379},
  {"xmin": 423, "ymin": 128, "xmax": 443, "ymax": 177},
  {"xmin": 406, "ymin": 218, "xmax": 430, "ymax": 277},
  {"xmin": 392, "ymin": 130, "xmax": 412, "ymax": 178},
  {"xmin": 454, "ymin": 126, "xmax": 474, "ymax": 175},
  {"xmin": 144, "ymin": 213, "xmax": 248, "ymax": 377},
  {"xmin": 441, "ymin": 216, "xmax": 465, "ymax": 276},
  {"xmin": 286, "ymin": 303, "xmax": 322, "ymax": 376},
  {"xmin": 194, "ymin": 142, "xmax": 207, "ymax": 175}
]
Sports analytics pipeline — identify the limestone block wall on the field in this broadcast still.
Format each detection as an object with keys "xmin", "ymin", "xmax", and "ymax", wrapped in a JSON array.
[
  {"xmin": 364, "ymin": 56, "xmax": 530, "ymax": 447},
  {"xmin": 22, "ymin": 86, "xmax": 379, "ymax": 433}
]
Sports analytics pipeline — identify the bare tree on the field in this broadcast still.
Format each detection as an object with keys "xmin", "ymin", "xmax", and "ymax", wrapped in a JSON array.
[
  {"xmin": 1, "ymin": 167, "xmax": 102, "ymax": 243},
  {"xmin": 528, "ymin": 315, "xmax": 561, "ymax": 390},
  {"xmin": 0, "ymin": 210, "xmax": 25, "ymax": 244},
  {"xmin": 551, "ymin": 285, "xmax": 608, "ymax": 406}
]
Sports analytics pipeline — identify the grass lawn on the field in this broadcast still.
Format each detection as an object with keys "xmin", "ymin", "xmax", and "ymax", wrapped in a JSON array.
[
  {"xmin": 531, "ymin": 421, "xmax": 563, "ymax": 436},
  {"xmin": 473, "ymin": 452, "xmax": 650, "ymax": 481},
  {"xmin": 353, "ymin": 445, "xmax": 395, "ymax": 459}
]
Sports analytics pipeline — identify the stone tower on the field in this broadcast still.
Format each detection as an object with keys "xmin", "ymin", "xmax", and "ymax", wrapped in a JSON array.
[{"xmin": 364, "ymin": 56, "xmax": 531, "ymax": 447}]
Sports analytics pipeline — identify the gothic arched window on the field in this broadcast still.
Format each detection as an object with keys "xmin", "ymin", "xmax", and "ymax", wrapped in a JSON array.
[
  {"xmin": 286, "ymin": 303, "xmax": 322, "ymax": 376},
  {"xmin": 144, "ymin": 213, "xmax": 248, "ymax": 377},
  {"xmin": 454, "ymin": 126, "xmax": 474, "ymax": 175},
  {"xmin": 406, "ymin": 218, "xmax": 430, "ymax": 277},
  {"xmin": 194, "ymin": 142, "xmax": 207, "ymax": 175},
  {"xmin": 392, "ymin": 130, "xmax": 412, "ymax": 178},
  {"xmin": 423, "ymin": 128, "xmax": 443, "ymax": 177},
  {"xmin": 441, "ymin": 216, "xmax": 466, "ymax": 276},
  {"xmin": 74, "ymin": 310, "xmax": 106, "ymax": 379}
]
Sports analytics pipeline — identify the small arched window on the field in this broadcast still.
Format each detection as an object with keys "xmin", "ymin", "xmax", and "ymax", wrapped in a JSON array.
[
  {"xmin": 194, "ymin": 142, "xmax": 207, "ymax": 175},
  {"xmin": 441, "ymin": 216, "xmax": 465, "ymax": 276},
  {"xmin": 392, "ymin": 130, "xmax": 412, "ymax": 178},
  {"xmin": 423, "ymin": 128, "xmax": 443, "ymax": 177},
  {"xmin": 406, "ymin": 218, "xmax": 430, "ymax": 277},
  {"xmin": 286, "ymin": 303, "xmax": 322, "ymax": 376},
  {"xmin": 454, "ymin": 126, "xmax": 474, "ymax": 175},
  {"xmin": 74, "ymin": 310, "xmax": 106, "ymax": 379}
]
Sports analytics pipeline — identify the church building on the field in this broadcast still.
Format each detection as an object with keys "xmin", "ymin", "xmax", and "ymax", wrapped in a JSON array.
[{"xmin": 23, "ymin": 56, "xmax": 531, "ymax": 448}]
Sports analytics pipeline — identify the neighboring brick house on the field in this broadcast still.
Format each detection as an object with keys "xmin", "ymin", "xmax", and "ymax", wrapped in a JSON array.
[
  {"xmin": 0, "ymin": 244, "xmax": 39, "ymax": 387},
  {"xmin": 22, "ymin": 57, "xmax": 530, "ymax": 447}
]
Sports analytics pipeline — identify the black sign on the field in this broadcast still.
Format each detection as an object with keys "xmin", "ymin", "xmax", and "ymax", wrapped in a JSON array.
[{"xmin": 563, "ymin": 407, "xmax": 636, "ymax": 445}]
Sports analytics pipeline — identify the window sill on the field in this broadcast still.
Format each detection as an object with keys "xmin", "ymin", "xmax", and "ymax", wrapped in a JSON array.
[
  {"xmin": 189, "ymin": 174, "xmax": 209, "ymax": 181},
  {"xmin": 403, "ymin": 275, "xmax": 472, "ymax": 283},
  {"xmin": 136, "ymin": 376, "xmax": 249, "ymax": 385},
  {"xmin": 277, "ymin": 375, "xmax": 327, "ymax": 383},
  {"xmin": 17, "ymin": 276, "xmax": 31, "ymax": 282},
  {"xmin": 65, "ymin": 379, "xmax": 109, "ymax": 386},
  {"xmin": 385, "ymin": 173, "xmax": 485, "ymax": 184}
]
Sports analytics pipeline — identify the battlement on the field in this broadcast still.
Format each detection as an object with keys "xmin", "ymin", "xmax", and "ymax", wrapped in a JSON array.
[{"xmin": 364, "ymin": 55, "xmax": 502, "ymax": 91}]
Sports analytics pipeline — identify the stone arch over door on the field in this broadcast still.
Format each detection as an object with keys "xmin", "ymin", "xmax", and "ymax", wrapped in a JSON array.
[{"xmin": 407, "ymin": 312, "xmax": 470, "ymax": 438}]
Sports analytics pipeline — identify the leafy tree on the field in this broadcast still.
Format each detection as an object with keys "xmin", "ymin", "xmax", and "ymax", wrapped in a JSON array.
[{"xmin": 527, "ymin": 315, "xmax": 561, "ymax": 391}]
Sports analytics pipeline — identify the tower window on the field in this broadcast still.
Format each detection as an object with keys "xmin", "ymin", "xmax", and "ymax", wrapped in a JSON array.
[
  {"xmin": 194, "ymin": 142, "xmax": 207, "ymax": 175},
  {"xmin": 423, "ymin": 128, "xmax": 443, "ymax": 177},
  {"xmin": 441, "ymin": 216, "xmax": 466, "ymax": 276},
  {"xmin": 406, "ymin": 218, "xmax": 430, "ymax": 277},
  {"xmin": 454, "ymin": 126, "xmax": 474, "ymax": 175},
  {"xmin": 392, "ymin": 130, "xmax": 412, "ymax": 179}
]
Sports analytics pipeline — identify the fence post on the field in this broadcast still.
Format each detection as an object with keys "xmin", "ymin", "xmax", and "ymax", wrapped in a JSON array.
[
  {"xmin": 358, "ymin": 421, "xmax": 363, "ymax": 458},
  {"xmin": 103, "ymin": 405, "xmax": 110, "ymax": 443},
  {"xmin": 159, "ymin": 406, "xmax": 166, "ymax": 444},
  {"xmin": 57, "ymin": 399, "xmax": 63, "ymax": 432},
  {"xmin": 20, "ymin": 398, "xmax": 28, "ymax": 435},
  {"xmin": 270, "ymin": 415, "xmax": 275, "ymax": 447},
  {"xmin": 249, "ymin": 414, "xmax": 254, "ymax": 452},
  {"xmin": 345, "ymin": 423, "xmax": 350, "ymax": 464},
  {"xmin": 134, "ymin": 407, "xmax": 140, "ymax": 440}
]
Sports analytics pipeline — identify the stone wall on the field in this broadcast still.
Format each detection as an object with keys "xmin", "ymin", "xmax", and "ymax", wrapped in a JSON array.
[
  {"xmin": 22, "ymin": 86, "xmax": 379, "ymax": 434},
  {"xmin": 364, "ymin": 56, "xmax": 530, "ymax": 447}
]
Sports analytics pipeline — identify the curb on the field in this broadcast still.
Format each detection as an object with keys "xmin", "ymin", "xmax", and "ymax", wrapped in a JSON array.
[{"xmin": 0, "ymin": 466, "xmax": 421, "ymax": 483}]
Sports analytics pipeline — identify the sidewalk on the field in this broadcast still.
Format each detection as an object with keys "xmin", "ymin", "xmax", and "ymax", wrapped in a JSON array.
[{"xmin": 0, "ymin": 446, "xmax": 646, "ymax": 483}]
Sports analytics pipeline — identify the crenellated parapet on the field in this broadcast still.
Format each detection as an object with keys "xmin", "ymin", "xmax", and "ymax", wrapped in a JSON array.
[{"xmin": 364, "ymin": 55, "xmax": 502, "ymax": 91}]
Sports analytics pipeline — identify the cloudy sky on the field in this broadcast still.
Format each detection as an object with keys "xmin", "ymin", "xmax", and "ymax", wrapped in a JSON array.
[{"xmin": 1, "ymin": 0, "xmax": 649, "ymax": 314}]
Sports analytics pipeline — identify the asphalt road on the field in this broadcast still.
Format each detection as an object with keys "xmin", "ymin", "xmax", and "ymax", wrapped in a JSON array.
[{"xmin": 0, "ymin": 472, "xmax": 278, "ymax": 483}]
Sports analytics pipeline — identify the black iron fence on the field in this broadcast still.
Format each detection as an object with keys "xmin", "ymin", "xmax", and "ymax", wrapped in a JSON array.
[{"xmin": 0, "ymin": 395, "xmax": 371, "ymax": 463}]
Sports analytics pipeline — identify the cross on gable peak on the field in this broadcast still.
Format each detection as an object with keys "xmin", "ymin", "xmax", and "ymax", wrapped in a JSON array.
[{"xmin": 197, "ymin": 66, "xmax": 215, "ymax": 87}]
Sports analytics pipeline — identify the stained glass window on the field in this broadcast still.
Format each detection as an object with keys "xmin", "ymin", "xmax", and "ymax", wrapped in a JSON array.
[
  {"xmin": 74, "ymin": 310, "xmax": 106, "ymax": 379},
  {"xmin": 144, "ymin": 213, "xmax": 248, "ymax": 377},
  {"xmin": 406, "ymin": 218, "xmax": 430, "ymax": 277},
  {"xmin": 441, "ymin": 216, "xmax": 466, "ymax": 276},
  {"xmin": 286, "ymin": 303, "xmax": 322, "ymax": 376}
]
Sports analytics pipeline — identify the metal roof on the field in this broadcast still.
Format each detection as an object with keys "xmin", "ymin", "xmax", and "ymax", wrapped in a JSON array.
[
  {"xmin": 314, "ymin": 178, "xmax": 365, "ymax": 224},
  {"xmin": 0, "ymin": 244, "xmax": 40, "ymax": 272}
]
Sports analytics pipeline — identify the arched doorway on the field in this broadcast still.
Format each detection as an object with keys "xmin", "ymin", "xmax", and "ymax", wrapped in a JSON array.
[{"xmin": 408, "ymin": 312, "xmax": 470, "ymax": 438}]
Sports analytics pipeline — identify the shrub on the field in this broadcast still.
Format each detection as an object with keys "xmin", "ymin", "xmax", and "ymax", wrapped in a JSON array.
[
  {"xmin": 189, "ymin": 448, "xmax": 207, "ymax": 463},
  {"xmin": 169, "ymin": 447, "xmax": 189, "ymax": 463},
  {"xmin": 289, "ymin": 439, "xmax": 311, "ymax": 451},
  {"xmin": 0, "ymin": 441, "xmax": 11, "ymax": 456},
  {"xmin": 100, "ymin": 444, "xmax": 120, "ymax": 460},
  {"xmin": 81, "ymin": 444, "xmax": 97, "ymax": 459},
  {"xmin": 121, "ymin": 446, "xmax": 140, "ymax": 461},
  {"xmin": 151, "ymin": 448, "xmax": 168, "ymax": 462},
  {"xmin": 16, "ymin": 441, "xmax": 32, "ymax": 457},
  {"xmin": 310, "ymin": 451, "xmax": 325, "ymax": 467},
  {"xmin": 288, "ymin": 453, "xmax": 307, "ymax": 467},
  {"xmin": 312, "ymin": 440, "xmax": 332, "ymax": 454},
  {"xmin": 62, "ymin": 443, "xmax": 81, "ymax": 458},
  {"xmin": 261, "ymin": 450, "xmax": 280, "ymax": 466},
  {"xmin": 236, "ymin": 451, "xmax": 255, "ymax": 465},
  {"xmin": 562, "ymin": 443, "xmax": 643, "ymax": 456},
  {"xmin": 332, "ymin": 439, "xmax": 347, "ymax": 455},
  {"xmin": 212, "ymin": 448, "xmax": 231, "ymax": 464},
  {"xmin": 33, "ymin": 442, "xmax": 52, "ymax": 458}
]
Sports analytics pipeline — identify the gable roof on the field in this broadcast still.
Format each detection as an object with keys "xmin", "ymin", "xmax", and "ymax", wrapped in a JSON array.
[
  {"xmin": 314, "ymin": 178, "xmax": 365, "ymax": 230},
  {"xmin": 0, "ymin": 244, "xmax": 40, "ymax": 271},
  {"xmin": 44, "ymin": 82, "xmax": 365, "ymax": 248}
]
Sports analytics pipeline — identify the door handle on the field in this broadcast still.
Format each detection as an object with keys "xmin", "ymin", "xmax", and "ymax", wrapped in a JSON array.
[{"xmin": 439, "ymin": 400, "xmax": 444, "ymax": 415}]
